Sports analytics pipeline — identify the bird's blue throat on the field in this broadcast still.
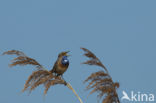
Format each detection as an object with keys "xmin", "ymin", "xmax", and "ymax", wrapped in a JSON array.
[{"xmin": 61, "ymin": 56, "xmax": 69, "ymax": 65}]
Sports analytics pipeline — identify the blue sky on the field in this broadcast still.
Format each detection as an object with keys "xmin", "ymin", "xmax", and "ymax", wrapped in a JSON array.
[{"xmin": 0, "ymin": 0, "xmax": 156, "ymax": 103}]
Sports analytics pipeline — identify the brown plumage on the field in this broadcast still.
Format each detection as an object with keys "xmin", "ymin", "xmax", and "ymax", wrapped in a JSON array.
[{"xmin": 81, "ymin": 47, "xmax": 120, "ymax": 103}]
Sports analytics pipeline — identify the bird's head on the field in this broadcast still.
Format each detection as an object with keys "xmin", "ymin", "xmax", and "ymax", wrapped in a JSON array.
[
  {"xmin": 58, "ymin": 51, "xmax": 70, "ymax": 57},
  {"xmin": 58, "ymin": 51, "xmax": 70, "ymax": 65}
]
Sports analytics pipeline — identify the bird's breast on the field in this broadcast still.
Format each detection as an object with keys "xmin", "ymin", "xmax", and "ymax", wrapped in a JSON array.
[{"xmin": 56, "ymin": 61, "xmax": 69, "ymax": 75}]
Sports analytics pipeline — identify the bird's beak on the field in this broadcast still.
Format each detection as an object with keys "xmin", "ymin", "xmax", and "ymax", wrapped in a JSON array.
[
  {"xmin": 67, "ymin": 54, "xmax": 71, "ymax": 57},
  {"xmin": 65, "ymin": 51, "xmax": 70, "ymax": 53},
  {"xmin": 65, "ymin": 51, "xmax": 71, "ymax": 56}
]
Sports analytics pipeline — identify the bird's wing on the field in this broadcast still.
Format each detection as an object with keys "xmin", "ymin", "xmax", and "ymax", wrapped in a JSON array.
[{"xmin": 51, "ymin": 61, "xmax": 58, "ymax": 73}]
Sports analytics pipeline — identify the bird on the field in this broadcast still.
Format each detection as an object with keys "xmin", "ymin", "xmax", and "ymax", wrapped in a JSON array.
[{"xmin": 50, "ymin": 51, "xmax": 70, "ymax": 76}]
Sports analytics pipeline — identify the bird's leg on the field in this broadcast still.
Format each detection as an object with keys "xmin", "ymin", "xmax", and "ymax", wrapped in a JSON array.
[{"xmin": 52, "ymin": 72, "xmax": 58, "ymax": 77}]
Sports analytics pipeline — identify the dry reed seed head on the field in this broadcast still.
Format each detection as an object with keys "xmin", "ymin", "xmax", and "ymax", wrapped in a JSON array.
[
  {"xmin": 87, "ymin": 79, "xmax": 114, "ymax": 93},
  {"xmin": 85, "ymin": 71, "xmax": 115, "ymax": 97},
  {"xmin": 81, "ymin": 48, "xmax": 97, "ymax": 59},
  {"xmin": 22, "ymin": 69, "xmax": 67, "ymax": 95},
  {"xmin": 85, "ymin": 72, "xmax": 120, "ymax": 103},
  {"xmin": 102, "ymin": 95, "xmax": 112, "ymax": 103},
  {"xmin": 22, "ymin": 70, "xmax": 52, "ymax": 92},
  {"xmin": 44, "ymin": 77, "xmax": 67, "ymax": 94},
  {"xmin": 9, "ymin": 56, "xmax": 44, "ymax": 70},
  {"xmin": 85, "ymin": 78, "xmax": 112, "ymax": 90},
  {"xmin": 3, "ymin": 50, "xmax": 43, "ymax": 69},
  {"xmin": 82, "ymin": 60, "xmax": 99, "ymax": 65},
  {"xmin": 81, "ymin": 47, "xmax": 120, "ymax": 103},
  {"xmin": 30, "ymin": 75, "xmax": 52, "ymax": 91},
  {"xmin": 84, "ymin": 71, "xmax": 108, "ymax": 83},
  {"xmin": 99, "ymin": 90, "xmax": 119, "ymax": 103},
  {"xmin": 13, "ymin": 56, "xmax": 41, "ymax": 66},
  {"xmin": 81, "ymin": 47, "xmax": 108, "ymax": 72},
  {"xmin": 3, "ymin": 50, "xmax": 26, "ymax": 56},
  {"xmin": 113, "ymin": 82, "xmax": 120, "ymax": 88},
  {"xmin": 89, "ymin": 79, "xmax": 112, "ymax": 88}
]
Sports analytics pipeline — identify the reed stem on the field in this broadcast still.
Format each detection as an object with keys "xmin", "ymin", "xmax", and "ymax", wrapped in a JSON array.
[{"xmin": 66, "ymin": 83, "xmax": 83, "ymax": 103}]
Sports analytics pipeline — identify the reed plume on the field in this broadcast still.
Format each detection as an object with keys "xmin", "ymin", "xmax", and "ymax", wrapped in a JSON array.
[
  {"xmin": 3, "ymin": 50, "xmax": 44, "ymax": 70},
  {"xmin": 81, "ymin": 48, "xmax": 120, "ymax": 103},
  {"xmin": 3, "ymin": 50, "xmax": 83, "ymax": 103}
]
